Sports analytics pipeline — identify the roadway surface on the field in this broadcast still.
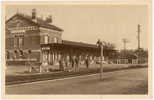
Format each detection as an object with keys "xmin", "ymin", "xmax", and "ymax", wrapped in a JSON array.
[{"xmin": 6, "ymin": 67, "xmax": 148, "ymax": 94}]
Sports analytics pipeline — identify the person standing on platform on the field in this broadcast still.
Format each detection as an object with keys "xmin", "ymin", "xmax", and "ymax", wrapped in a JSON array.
[
  {"xmin": 75, "ymin": 56, "xmax": 79, "ymax": 72},
  {"xmin": 85, "ymin": 56, "xmax": 90, "ymax": 69},
  {"xmin": 59, "ymin": 57, "xmax": 64, "ymax": 71},
  {"xmin": 65, "ymin": 55, "xmax": 69, "ymax": 71},
  {"xmin": 40, "ymin": 57, "xmax": 49, "ymax": 73},
  {"xmin": 27, "ymin": 50, "xmax": 32, "ymax": 73},
  {"xmin": 71, "ymin": 56, "xmax": 75, "ymax": 71}
]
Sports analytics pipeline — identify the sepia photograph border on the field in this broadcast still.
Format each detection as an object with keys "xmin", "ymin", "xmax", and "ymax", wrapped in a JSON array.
[{"xmin": 1, "ymin": 1, "xmax": 152, "ymax": 99}]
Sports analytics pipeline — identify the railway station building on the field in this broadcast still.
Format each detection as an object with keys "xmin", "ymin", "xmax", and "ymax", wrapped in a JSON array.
[{"xmin": 5, "ymin": 9, "xmax": 114, "ymax": 65}]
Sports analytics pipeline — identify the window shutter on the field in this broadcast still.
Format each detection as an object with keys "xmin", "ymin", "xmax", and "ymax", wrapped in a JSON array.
[
  {"xmin": 13, "ymin": 38, "xmax": 17, "ymax": 48},
  {"xmin": 44, "ymin": 35, "xmax": 49, "ymax": 44},
  {"xmin": 17, "ymin": 37, "xmax": 19, "ymax": 48},
  {"xmin": 11, "ymin": 38, "xmax": 14, "ymax": 48},
  {"xmin": 40, "ymin": 36, "xmax": 44, "ymax": 44}
]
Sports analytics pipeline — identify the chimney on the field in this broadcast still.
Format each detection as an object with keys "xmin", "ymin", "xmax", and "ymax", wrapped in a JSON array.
[
  {"xmin": 45, "ymin": 15, "xmax": 52, "ymax": 24},
  {"xmin": 32, "ymin": 9, "xmax": 36, "ymax": 20}
]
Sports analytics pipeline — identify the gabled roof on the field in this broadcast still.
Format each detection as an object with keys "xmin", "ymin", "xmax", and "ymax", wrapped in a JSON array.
[{"xmin": 6, "ymin": 13, "xmax": 63, "ymax": 32}]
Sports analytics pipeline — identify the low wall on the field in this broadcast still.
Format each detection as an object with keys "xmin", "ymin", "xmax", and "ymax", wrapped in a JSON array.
[{"xmin": 6, "ymin": 59, "xmax": 38, "ymax": 66}]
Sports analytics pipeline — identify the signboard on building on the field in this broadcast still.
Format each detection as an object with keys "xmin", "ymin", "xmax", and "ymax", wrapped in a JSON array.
[
  {"xmin": 41, "ymin": 47, "xmax": 50, "ymax": 50},
  {"xmin": 11, "ymin": 30, "xmax": 26, "ymax": 34},
  {"xmin": 9, "ymin": 26, "xmax": 38, "ymax": 33}
]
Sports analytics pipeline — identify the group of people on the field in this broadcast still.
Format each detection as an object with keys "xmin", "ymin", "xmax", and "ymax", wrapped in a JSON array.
[
  {"xmin": 59, "ymin": 55, "xmax": 90, "ymax": 72},
  {"xmin": 27, "ymin": 55, "xmax": 92, "ymax": 73}
]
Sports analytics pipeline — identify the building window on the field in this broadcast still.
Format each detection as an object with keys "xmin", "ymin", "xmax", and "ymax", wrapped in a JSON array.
[
  {"xmin": 19, "ymin": 37, "xmax": 24, "ymax": 48},
  {"xmin": 53, "ymin": 37, "xmax": 58, "ymax": 43},
  {"xmin": 44, "ymin": 35, "xmax": 49, "ymax": 44},
  {"xmin": 43, "ymin": 52, "xmax": 48, "ymax": 62},
  {"xmin": 14, "ymin": 36, "xmax": 24, "ymax": 48},
  {"xmin": 14, "ymin": 37, "xmax": 18, "ymax": 48}
]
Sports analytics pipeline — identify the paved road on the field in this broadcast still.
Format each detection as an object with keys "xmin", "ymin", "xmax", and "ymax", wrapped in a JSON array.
[{"xmin": 6, "ymin": 68, "xmax": 148, "ymax": 94}]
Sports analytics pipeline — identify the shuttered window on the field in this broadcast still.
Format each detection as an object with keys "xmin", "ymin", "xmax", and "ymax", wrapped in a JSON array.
[
  {"xmin": 40, "ymin": 36, "xmax": 44, "ymax": 44},
  {"xmin": 40, "ymin": 35, "xmax": 50, "ymax": 44},
  {"xmin": 53, "ymin": 37, "xmax": 58, "ymax": 43},
  {"xmin": 49, "ymin": 37, "xmax": 52, "ymax": 43},
  {"xmin": 44, "ymin": 35, "xmax": 49, "ymax": 44},
  {"xmin": 14, "ymin": 36, "xmax": 24, "ymax": 48},
  {"xmin": 14, "ymin": 37, "xmax": 18, "ymax": 48},
  {"xmin": 19, "ymin": 37, "xmax": 24, "ymax": 48}
]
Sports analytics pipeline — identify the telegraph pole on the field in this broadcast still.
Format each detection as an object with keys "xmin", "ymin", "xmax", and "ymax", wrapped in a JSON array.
[
  {"xmin": 137, "ymin": 24, "xmax": 141, "ymax": 50},
  {"xmin": 96, "ymin": 39, "xmax": 104, "ymax": 80},
  {"xmin": 100, "ymin": 45, "xmax": 103, "ymax": 80},
  {"xmin": 137, "ymin": 24, "xmax": 141, "ymax": 64},
  {"xmin": 122, "ymin": 38, "xmax": 129, "ymax": 64}
]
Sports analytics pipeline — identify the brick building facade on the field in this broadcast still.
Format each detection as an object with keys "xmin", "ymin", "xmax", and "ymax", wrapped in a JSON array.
[{"xmin": 6, "ymin": 9, "xmax": 63, "ymax": 62}]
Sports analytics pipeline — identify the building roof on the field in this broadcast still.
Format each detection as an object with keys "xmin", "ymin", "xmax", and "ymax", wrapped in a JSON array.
[
  {"xmin": 62, "ymin": 40, "xmax": 117, "ymax": 51},
  {"xmin": 6, "ymin": 13, "xmax": 63, "ymax": 32},
  {"xmin": 62, "ymin": 40, "xmax": 98, "ymax": 49}
]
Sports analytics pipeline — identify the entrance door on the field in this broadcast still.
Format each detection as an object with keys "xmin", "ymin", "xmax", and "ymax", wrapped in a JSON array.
[{"xmin": 42, "ymin": 51, "xmax": 49, "ymax": 62}]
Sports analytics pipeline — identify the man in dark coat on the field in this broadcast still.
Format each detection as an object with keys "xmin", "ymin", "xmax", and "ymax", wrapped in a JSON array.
[
  {"xmin": 85, "ymin": 56, "xmax": 90, "ymax": 69},
  {"xmin": 75, "ymin": 56, "xmax": 79, "ymax": 71}
]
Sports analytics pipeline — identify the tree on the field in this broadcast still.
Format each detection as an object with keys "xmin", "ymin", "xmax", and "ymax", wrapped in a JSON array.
[
  {"xmin": 122, "ymin": 38, "xmax": 129, "ymax": 50},
  {"xmin": 102, "ymin": 41, "xmax": 116, "ymax": 59}
]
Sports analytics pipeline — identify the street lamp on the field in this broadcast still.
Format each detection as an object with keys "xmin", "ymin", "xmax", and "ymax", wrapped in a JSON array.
[
  {"xmin": 96, "ymin": 39, "xmax": 104, "ymax": 80},
  {"xmin": 28, "ymin": 50, "xmax": 32, "ymax": 72}
]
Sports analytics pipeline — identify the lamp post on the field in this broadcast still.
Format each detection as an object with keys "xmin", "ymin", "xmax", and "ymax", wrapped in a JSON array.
[
  {"xmin": 28, "ymin": 50, "xmax": 32, "ymax": 72},
  {"xmin": 97, "ymin": 39, "xmax": 104, "ymax": 80}
]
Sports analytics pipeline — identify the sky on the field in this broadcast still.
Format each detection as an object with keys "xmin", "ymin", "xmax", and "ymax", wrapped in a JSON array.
[{"xmin": 5, "ymin": 4, "xmax": 149, "ymax": 50}]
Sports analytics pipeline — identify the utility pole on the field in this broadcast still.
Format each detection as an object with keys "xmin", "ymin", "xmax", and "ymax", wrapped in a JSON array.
[
  {"xmin": 122, "ymin": 38, "xmax": 129, "ymax": 64},
  {"xmin": 96, "ymin": 39, "xmax": 104, "ymax": 80},
  {"xmin": 137, "ymin": 24, "xmax": 141, "ymax": 50},
  {"xmin": 137, "ymin": 24, "xmax": 141, "ymax": 64},
  {"xmin": 100, "ymin": 45, "xmax": 103, "ymax": 80}
]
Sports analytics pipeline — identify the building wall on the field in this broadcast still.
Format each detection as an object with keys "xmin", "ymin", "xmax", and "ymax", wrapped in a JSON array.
[
  {"xmin": 23, "ymin": 31, "xmax": 41, "ymax": 50},
  {"xmin": 6, "ymin": 28, "xmax": 62, "ymax": 62},
  {"xmin": 39, "ymin": 27, "xmax": 62, "ymax": 62},
  {"xmin": 5, "ymin": 14, "xmax": 63, "ymax": 63},
  {"xmin": 6, "ymin": 30, "xmax": 41, "ymax": 50},
  {"xmin": 6, "ymin": 15, "xmax": 41, "ymax": 61},
  {"xmin": 6, "ymin": 14, "xmax": 41, "ymax": 50},
  {"xmin": 40, "ymin": 27, "xmax": 62, "ymax": 44},
  {"xmin": 6, "ymin": 32, "xmax": 41, "ymax": 62}
]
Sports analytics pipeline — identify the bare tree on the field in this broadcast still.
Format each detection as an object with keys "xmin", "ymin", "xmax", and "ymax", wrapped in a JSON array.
[{"xmin": 122, "ymin": 38, "xmax": 129, "ymax": 50}]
